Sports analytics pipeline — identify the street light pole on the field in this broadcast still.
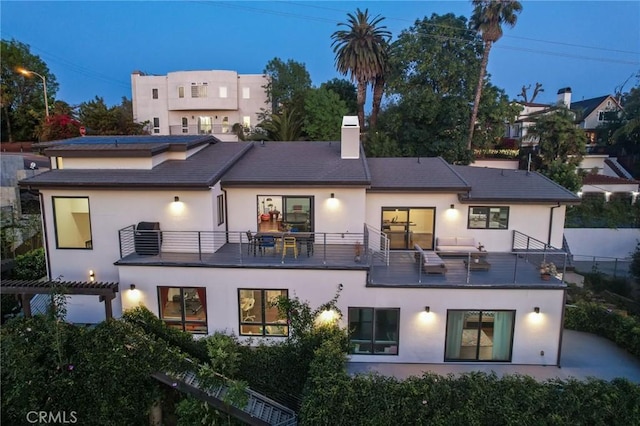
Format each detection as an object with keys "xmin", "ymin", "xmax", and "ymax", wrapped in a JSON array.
[{"xmin": 18, "ymin": 68, "xmax": 49, "ymax": 118}]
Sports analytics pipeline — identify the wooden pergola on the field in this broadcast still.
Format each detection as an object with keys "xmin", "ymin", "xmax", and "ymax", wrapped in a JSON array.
[{"xmin": 1, "ymin": 280, "xmax": 119, "ymax": 319}]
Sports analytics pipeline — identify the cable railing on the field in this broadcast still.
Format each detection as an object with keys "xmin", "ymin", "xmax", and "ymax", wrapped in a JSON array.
[{"xmin": 118, "ymin": 225, "xmax": 369, "ymax": 267}]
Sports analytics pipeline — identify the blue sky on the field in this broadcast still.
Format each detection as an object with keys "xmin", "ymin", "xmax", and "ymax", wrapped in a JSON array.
[{"xmin": 2, "ymin": 1, "xmax": 639, "ymax": 108}]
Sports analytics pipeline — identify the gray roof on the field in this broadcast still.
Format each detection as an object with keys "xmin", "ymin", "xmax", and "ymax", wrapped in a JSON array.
[
  {"xmin": 452, "ymin": 165, "xmax": 581, "ymax": 204},
  {"xmin": 221, "ymin": 141, "xmax": 370, "ymax": 187},
  {"xmin": 20, "ymin": 142, "xmax": 250, "ymax": 190},
  {"xmin": 367, "ymin": 157, "xmax": 470, "ymax": 192}
]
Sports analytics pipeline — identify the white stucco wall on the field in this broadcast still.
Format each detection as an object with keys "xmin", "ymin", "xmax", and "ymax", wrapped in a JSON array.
[
  {"xmin": 40, "ymin": 188, "xmax": 218, "ymax": 284},
  {"xmin": 365, "ymin": 193, "xmax": 567, "ymax": 251},
  {"xmin": 225, "ymin": 187, "xmax": 367, "ymax": 234},
  {"xmin": 118, "ymin": 265, "xmax": 564, "ymax": 365},
  {"xmin": 564, "ymin": 228, "xmax": 640, "ymax": 259}
]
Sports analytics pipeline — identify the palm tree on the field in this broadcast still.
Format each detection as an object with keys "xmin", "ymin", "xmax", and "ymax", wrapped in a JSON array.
[
  {"xmin": 331, "ymin": 9, "xmax": 391, "ymax": 132},
  {"xmin": 468, "ymin": 0, "xmax": 522, "ymax": 150},
  {"xmin": 370, "ymin": 40, "xmax": 390, "ymax": 130}
]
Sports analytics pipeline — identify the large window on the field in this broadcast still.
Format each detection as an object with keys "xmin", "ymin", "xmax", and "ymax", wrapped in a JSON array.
[
  {"xmin": 349, "ymin": 307, "xmax": 399, "ymax": 355},
  {"xmin": 381, "ymin": 207, "xmax": 435, "ymax": 249},
  {"xmin": 257, "ymin": 195, "xmax": 314, "ymax": 232},
  {"xmin": 238, "ymin": 289, "xmax": 288, "ymax": 336},
  {"xmin": 445, "ymin": 310, "xmax": 515, "ymax": 361},
  {"xmin": 178, "ymin": 86, "xmax": 184, "ymax": 98},
  {"xmin": 52, "ymin": 197, "xmax": 92, "ymax": 249},
  {"xmin": 468, "ymin": 207, "xmax": 509, "ymax": 229},
  {"xmin": 197, "ymin": 116, "xmax": 212, "ymax": 134},
  {"xmin": 153, "ymin": 117, "xmax": 160, "ymax": 134},
  {"xmin": 152, "ymin": 88, "xmax": 158, "ymax": 99},
  {"xmin": 181, "ymin": 117, "xmax": 188, "ymax": 133},
  {"xmin": 158, "ymin": 287, "xmax": 207, "ymax": 334}
]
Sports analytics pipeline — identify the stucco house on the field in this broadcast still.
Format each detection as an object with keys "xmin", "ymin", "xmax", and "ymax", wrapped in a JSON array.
[
  {"xmin": 19, "ymin": 117, "xmax": 580, "ymax": 366},
  {"xmin": 505, "ymin": 87, "xmax": 623, "ymax": 147},
  {"xmin": 131, "ymin": 70, "xmax": 268, "ymax": 141}
]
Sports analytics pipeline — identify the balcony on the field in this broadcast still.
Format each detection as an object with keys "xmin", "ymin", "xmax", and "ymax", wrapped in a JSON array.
[
  {"xmin": 117, "ymin": 225, "xmax": 371, "ymax": 270},
  {"xmin": 117, "ymin": 226, "xmax": 568, "ymax": 288},
  {"xmin": 168, "ymin": 124, "xmax": 233, "ymax": 136}
]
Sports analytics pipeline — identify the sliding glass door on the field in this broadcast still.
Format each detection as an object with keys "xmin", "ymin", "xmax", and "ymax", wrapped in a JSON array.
[
  {"xmin": 445, "ymin": 310, "xmax": 515, "ymax": 361},
  {"xmin": 381, "ymin": 207, "xmax": 435, "ymax": 250}
]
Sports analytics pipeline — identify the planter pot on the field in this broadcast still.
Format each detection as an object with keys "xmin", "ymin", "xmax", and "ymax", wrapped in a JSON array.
[{"xmin": 260, "ymin": 214, "xmax": 270, "ymax": 222}]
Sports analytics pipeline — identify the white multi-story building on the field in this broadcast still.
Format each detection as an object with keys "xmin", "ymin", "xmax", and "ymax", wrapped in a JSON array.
[
  {"xmin": 131, "ymin": 70, "xmax": 268, "ymax": 141},
  {"xmin": 20, "ymin": 118, "xmax": 580, "ymax": 366}
]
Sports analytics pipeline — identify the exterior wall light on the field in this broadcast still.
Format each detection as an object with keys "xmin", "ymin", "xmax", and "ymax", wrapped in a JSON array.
[
  {"xmin": 89, "ymin": 270, "xmax": 95, "ymax": 282},
  {"xmin": 331, "ymin": 193, "xmax": 335, "ymax": 198},
  {"xmin": 174, "ymin": 196, "xmax": 180, "ymax": 202},
  {"xmin": 534, "ymin": 307, "xmax": 540, "ymax": 314},
  {"xmin": 130, "ymin": 284, "xmax": 136, "ymax": 291},
  {"xmin": 424, "ymin": 306, "xmax": 430, "ymax": 313},
  {"xmin": 450, "ymin": 204, "xmax": 455, "ymax": 209}
]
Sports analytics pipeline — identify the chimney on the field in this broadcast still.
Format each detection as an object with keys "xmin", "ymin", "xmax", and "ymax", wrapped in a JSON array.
[
  {"xmin": 341, "ymin": 116, "xmax": 360, "ymax": 159},
  {"xmin": 340, "ymin": 115, "xmax": 360, "ymax": 158},
  {"xmin": 557, "ymin": 87, "xmax": 572, "ymax": 108}
]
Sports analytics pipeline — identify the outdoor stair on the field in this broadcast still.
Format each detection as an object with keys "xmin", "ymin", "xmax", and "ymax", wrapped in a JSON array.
[
  {"xmin": 512, "ymin": 230, "xmax": 570, "ymax": 273},
  {"xmin": 153, "ymin": 368, "xmax": 297, "ymax": 426}
]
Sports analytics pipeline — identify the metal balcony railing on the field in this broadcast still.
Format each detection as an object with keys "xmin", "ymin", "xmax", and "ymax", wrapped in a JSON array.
[
  {"xmin": 168, "ymin": 124, "xmax": 231, "ymax": 135},
  {"xmin": 118, "ymin": 225, "xmax": 370, "ymax": 267}
]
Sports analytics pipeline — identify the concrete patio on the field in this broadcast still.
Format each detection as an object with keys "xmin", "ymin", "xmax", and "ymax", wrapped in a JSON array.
[{"xmin": 348, "ymin": 330, "xmax": 640, "ymax": 383}]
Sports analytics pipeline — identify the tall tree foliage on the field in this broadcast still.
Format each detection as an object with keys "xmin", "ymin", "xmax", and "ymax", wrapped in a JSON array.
[
  {"xmin": 331, "ymin": 8, "xmax": 391, "ymax": 131},
  {"xmin": 303, "ymin": 87, "xmax": 348, "ymax": 141},
  {"xmin": 78, "ymin": 96, "xmax": 147, "ymax": 135},
  {"xmin": 379, "ymin": 13, "xmax": 482, "ymax": 162},
  {"xmin": 468, "ymin": 0, "xmax": 522, "ymax": 149},
  {"xmin": 320, "ymin": 78, "xmax": 358, "ymax": 115},
  {"xmin": 1, "ymin": 39, "xmax": 58, "ymax": 142},
  {"xmin": 263, "ymin": 57, "xmax": 312, "ymax": 115},
  {"xmin": 255, "ymin": 107, "xmax": 304, "ymax": 141}
]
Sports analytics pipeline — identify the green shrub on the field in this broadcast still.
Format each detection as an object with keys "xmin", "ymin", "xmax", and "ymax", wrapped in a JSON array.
[
  {"xmin": 11, "ymin": 247, "xmax": 46, "ymax": 280},
  {"xmin": 565, "ymin": 301, "xmax": 640, "ymax": 358}
]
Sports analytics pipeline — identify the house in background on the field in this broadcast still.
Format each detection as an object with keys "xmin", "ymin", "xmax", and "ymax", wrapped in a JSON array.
[
  {"xmin": 505, "ymin": 87, "xmax": 623, "ymax": 147},
  {"xmin": 19, "ymin": 118, "xmax": 580, "ymax": 366},
  {"xmin": 131, "ymin": 70, "xmax": 268, "ymax": 140}
]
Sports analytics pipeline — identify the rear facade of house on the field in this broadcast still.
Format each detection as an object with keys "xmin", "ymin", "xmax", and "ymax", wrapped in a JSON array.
[{"xmin": 21, "ymin": 119, "xmax": 579, "ymax": 365}]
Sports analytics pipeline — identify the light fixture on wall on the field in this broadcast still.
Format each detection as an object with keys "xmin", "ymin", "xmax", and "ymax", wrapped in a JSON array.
[
  {"xmin": 174, "ymin": 196, "xmax": 180, "ymax": 202},
  {"xmin": 450, "ymin": 204, "xmax": 455, "ymax": 209},
  {"xmin": 331, "ymin": 193, "xmax": 335, "ymax": 198},
  {"xmin": 424, "ymin": 306, "xmax": 430, "ymax": 313},
  {"xmin": 534, "ymin": 307, "xmax": 540, "ymax": 314},
  {"xmin": 130, "ymin": 284, "xmax": 136, "ymax": 291},
  {"xmin": 89, "ymin": 270, "xmax": 95, "ymax": 282}
]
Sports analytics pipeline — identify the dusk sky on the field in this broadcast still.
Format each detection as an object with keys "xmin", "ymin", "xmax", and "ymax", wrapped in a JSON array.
[{"xmin": 2, "ymin": 1, "xmax": 639, "ymax": 108}]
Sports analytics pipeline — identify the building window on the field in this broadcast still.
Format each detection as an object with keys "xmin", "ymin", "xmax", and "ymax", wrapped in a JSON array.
[
  {"xmin": 158, "ymin": 287, "xmax": 207, "ymax": 334},
  {"xmin": 197, "ymin": 116, "xmax": 212, "ymax": 134},
  {"xmin": 52, "ymin": 197, "xmax": 92, "ymax": 249},
  {"xmin": 181, "ymin": 117, "xmax": 188, "ymax": 134},
  {"xmin": 257, "ymin": 195, "xmax": 314, "ymax": 232},
  {"xmin": 153, "ymin": 117, "xmax": 160, "ymax": 134},
  {"xmin": 217, "ymin": 194, "xmax": 225, "ymax": 225},
  {"xmin": 243, "ymin": 116, "xmax": 251, "ymax": 130},
  {"xmin": 152, "ymin": 88, "xmax": 158, "ymax": 99},
  {"xmin": 445, "ymin": 310, "xmax": 515, "ymax": 361},
  {"xmin": 178, "ymin": 86, "xmax": 184, "ymax": 98},
  {"xmin": 222, "ymin": 116, "xmax": 229, "ymax": 133},
  {"xmin": 348, "ymin": 307, "xmax": 399, "ymax": 355},
  {"xmin": 242, "ymin": 87, "xmax": 250, "ymax": 99},
  {"xmin": 468, "ymin": 207, "xmax": 509, "ymax": 229},
  {"xmin": 219, "ymin": 86, "xmax": 227, "ymax": 98},
  {"xmin": 191, "ymin": 83, "xmax": 207, "ymax": 98},
  {"xmin": 238, "ymin": 289, "xmax": 288, "ymax": 336}
]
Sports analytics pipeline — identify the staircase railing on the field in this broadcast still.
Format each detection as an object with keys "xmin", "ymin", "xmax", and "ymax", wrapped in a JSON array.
[
  {"xmin": 153, "ymin": 364, "xmax": 297, "ymax": 426},
  {"xmin": 365, "ymin": 224, "xmax": 390, "ymax": 266},
  {"xmin": 512, "ymin": 230, "xmax": 568, "ymax": 279}
]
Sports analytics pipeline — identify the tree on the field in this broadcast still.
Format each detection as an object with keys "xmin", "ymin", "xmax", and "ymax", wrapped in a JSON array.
[
  {"xmin": 528, "ymin": 108, "xmax": 587, "ymax": 169},
  {"xmin": 303, "ymin": 87, "xmax": 348, "ymax": 141},
  {"xmin": 331, "ymin": 8, "xmax": 391, "ymax": 131},
  {"xmin": 263, "ymin": 57, "xmax": 312, "ymax": 115},
  {"xmin": 255, "ymin": 108, "xmax": 304, "ymax": 141},
  {"xmin": 518, "ymin": 82, "xmax": 544, "ymax": 103},
  {"xmin": 1, "ymin": 39, "xmax": 59, "ymax": 142},
  {"xmin": 468, "ymin": 0, "xmax": 523, "ymax": 150},
  {"xmin": 613, "ymin": 84, "xmax": 640, "ymax": 152},
  {"xmin": 78, "ymin": 96, "xmax": 147, "ymax": 135},
  {"xmin": 320, "ymin": 78, "xmax": 358, "ymax": 115},
  {"xmin": 380, "ymin": 13, "xmax": 501, "ymax": 163}
]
